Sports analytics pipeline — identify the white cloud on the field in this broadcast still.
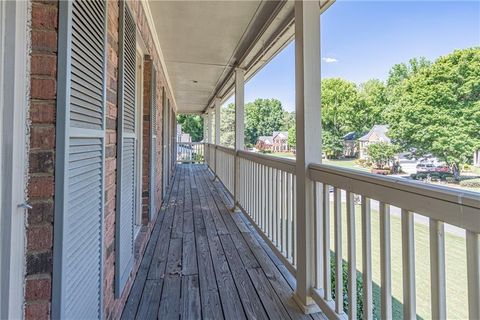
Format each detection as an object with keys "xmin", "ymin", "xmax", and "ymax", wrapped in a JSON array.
[{"xmin": 322, "ymin": 57, "xmax": 338, "ymax": 63}]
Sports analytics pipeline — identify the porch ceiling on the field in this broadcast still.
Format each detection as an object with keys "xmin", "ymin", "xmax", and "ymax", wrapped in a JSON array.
[{"xmin": 148, "ymin": 0, "xmax": 296, "ymax": 113}]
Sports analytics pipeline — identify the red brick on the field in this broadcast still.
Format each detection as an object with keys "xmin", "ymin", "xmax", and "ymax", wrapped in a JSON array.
[
  {"xmin": 29, "ymin": 151, "xmax": 54, "ymax": 174},
  {"xmin": 31, "ymin": 78, "xmax": 56, "ymax": 100},
  {"xmin": 28, "ymin": 200, "xmax": 54, "ymax": 225},
  {"xmin": 30, "ymin": 102, "xmax": 55, "ymax": 124},
  {"xmin": 28, "ymin": 176, "xmax": 54, "ymax": 198},
  {"xmin": 32, "ymin": 3, "xmax": 58, "ymax": 30},
  {"xmin": 30, "ymin": 126, "xmax": 55, "ymax": 149},
  {"xmin": 25, "ymin": 301, "xmax": 50, "ymax": 320},
  {"xmin": 27, "ymin": 225, "xmax": 53, "ymax": 251},
  {"xmin": 31, "ymin": 54, "xmax": 57, "ymax": 77},
  {"xmin": 25, "ymin": 278, "xmax": 51, "ymax": 301},
  {"xmin": 31, "ymin": 29, "xmax": 57, "ymax": 53}
]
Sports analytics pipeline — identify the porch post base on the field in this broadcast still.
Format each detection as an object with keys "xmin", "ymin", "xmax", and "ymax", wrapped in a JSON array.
[{"xmin": 292, "ymin": 293, "xmax": 320, "ymax": 314}]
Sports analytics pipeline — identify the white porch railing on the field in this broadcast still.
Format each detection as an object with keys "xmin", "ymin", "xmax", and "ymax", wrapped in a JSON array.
[
  {"xmin": 176, "ymin": 142, "xmax": 204, "ymax": 163},
  {"xmin": 204, "ymin": 143, "xmax": 480, "ymax": 320}
]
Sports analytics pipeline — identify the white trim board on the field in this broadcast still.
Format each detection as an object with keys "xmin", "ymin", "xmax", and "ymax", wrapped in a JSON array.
[{"xmin": 0, "ymin": 1, "xmax": 30, "ymax": 319}]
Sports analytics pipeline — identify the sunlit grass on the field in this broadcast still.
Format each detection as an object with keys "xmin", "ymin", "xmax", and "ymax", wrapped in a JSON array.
[{"xmin": 329, "ymin": 198, "xmax": 468, "ymax": 319}]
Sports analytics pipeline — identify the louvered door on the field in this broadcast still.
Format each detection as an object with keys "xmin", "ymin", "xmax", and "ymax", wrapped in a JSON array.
[
  {"xmin": 115, "ymin": 0, "xmax": 136, "ymax": 297},
  {"xmin": 53, "ymin": 1, "xmax": 106, "ymax": 319},
  {"xmin": 149, "ymin": 68, "xmax": 157, "ymax": 220}
]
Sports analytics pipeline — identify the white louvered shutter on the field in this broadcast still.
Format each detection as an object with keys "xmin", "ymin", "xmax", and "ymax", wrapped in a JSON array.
[
  {"xmin": 53, "ymin": 0, "xmax": 106, "ymax": 319},
  {"xmin": 149, "ymin": 68, "xmax": 157, "ymax": 220},
  {"xmin": 115, "ymin": 0, "xmax": 136, "ymax": 297}
]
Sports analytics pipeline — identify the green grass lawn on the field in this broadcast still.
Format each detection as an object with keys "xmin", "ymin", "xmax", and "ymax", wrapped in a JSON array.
[
  {"xmin": 323, "ymin": 159, "xmax": 370, "ymax": 172},
  {"xmin": 329, "ymin": 201, "xmax": 468, "ymax": 319}
]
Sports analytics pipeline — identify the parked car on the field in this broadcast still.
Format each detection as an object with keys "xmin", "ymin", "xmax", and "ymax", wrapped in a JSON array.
[
  {"xmin": 416, "ymin": 163, "xmax": 436, "ymax": 173},
  {"xmin": 435, "ymin": 165, "xmax": 451, "ymax": 173}
]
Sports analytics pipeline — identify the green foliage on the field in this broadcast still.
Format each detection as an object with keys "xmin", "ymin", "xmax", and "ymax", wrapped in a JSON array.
[
  {"xmin": 323, "ymin": 131, "xmax": 344, "ymax": 159},
  {"xmin": 220, "ymin": 103, "xmax": 235, "ymax": 148},
  {"xmin": 321, "ymin": 78, "xmax": 362, "ymax": 135},
  {"xmin": 177, "ymin": 114, "xmax": 204, "ymax": 142},
  {"xmin": 287, "ymin": 125, "xmax": 296, "ymax": 148},
  {"xmin": 386, "ymin": 48, "xmax": 480, "ymax": 167},
  {"xmin": 366, "ymin": 142, "xmax": 399, "ymax": 168},
  {"xmin": 459, "ymin": 178, "xmax": 480, "ymax": 188},
  {"xmin": 245, "ymin": 98, "xmax": 287, "ymax": 146},
  {"xmin": 358, "ymin": 79, "xmax": 388, "ymax": 127}
]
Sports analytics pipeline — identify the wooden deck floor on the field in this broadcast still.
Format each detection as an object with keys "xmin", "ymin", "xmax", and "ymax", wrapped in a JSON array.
[{"xmin": 121, "ymin": 164, "xmax": 326, "ymax": 320}]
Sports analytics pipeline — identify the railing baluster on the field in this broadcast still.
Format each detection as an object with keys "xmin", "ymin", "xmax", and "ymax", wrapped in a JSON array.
[
  {"xmin": 273, "ymin": 168, "xmax": 277, "ymax": 245},
  {"xmin": 429, "ymin": 218, "xmax": 446, "ymax": 320},
  {"xmin": 287, "ymin": 173, "xmax": 292, "ymax": 261},
  {"xmin": 314, "ymin": 182, "xmax": 324, "ymax": 289},
  {"xmin": 346, "ymin": 191, "xmax": 356, "ymax": 319},
  {"xmin": 334, "ymin": 188, "xmax": 343, "ymax": 314},
  {"xmin": 268, "ymin": 167, "xmax": 272, "ymax": 238},
  {"xmin": 402, "ymin": 209, "xmax": 416, "ymax": 320},
  {"xmin": 293, "ymin": 175, "xmax": 297, "ymax": 266},
  {"xmin": 323, "ymin": 183, "xmax": 331, "ymax": 301},
  {"xmin": 275, "ymin": 169, "xmax": 279, "ymax": 246},
  {"xmin": 282, "ymin": 170, "xmax": 287, "ymax": 255},
  {"xmin": 380, "ymin": 202, "xmax": 392, "ymax": 320},
  {"xmin": 362, "ymin": 196, "xmax": 373, "ymax": 320},
  {"xmin": 467, "ymin": 231, "xmax": 480, "ymax": 319}
]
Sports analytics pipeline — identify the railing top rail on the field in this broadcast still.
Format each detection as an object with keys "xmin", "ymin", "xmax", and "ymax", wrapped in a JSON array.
[
  {"xmin": 309, "ymin": 163, "xmax": 480, "ymax": 232},
  {"xmin": 237, "ymin": 150, "xmax": 296, "ymax": 174},
  {"xmin": 176, "ymin": 141, "xmax": 204, "ymax": 145},
  {"xmin": 213, "ymin": 144, "xmax": 236, "ymax": 155}
]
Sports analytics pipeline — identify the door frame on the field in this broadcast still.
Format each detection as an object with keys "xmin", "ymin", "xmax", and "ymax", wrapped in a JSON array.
[{"xmin": 0, "ymin": 1, "xmax": 29, "ymax": 318}]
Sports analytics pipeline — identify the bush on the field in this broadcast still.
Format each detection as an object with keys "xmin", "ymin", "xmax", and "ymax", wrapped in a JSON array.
[
  {"xmin": 330, "ymin": 252, "xmax": 377, "ymax": 318},
  {"xmin": 459, "ymin": 178, "xmax": 480, "ymax": 188}
]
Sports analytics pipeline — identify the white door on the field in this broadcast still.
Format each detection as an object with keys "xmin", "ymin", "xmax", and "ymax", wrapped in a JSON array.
[{"xmin": 0, "ymin": 1, "xmax": 28, "ymax": 318}]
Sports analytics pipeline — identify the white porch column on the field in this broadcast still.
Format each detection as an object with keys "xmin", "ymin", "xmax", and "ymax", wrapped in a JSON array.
[
  {"xmin": 293, "ymin": 0, "xmax": 322, "ymax": 314},
  {"xmin": 214, "ymin": 98, "xmax": 221, "ymax": 145},
  {"xmin": 202, "ymin": 113, "xmax": 208, "ymax": 142},
  {"xmin": 207, "ymin": 110, "xmax": 212, "ymax": 143},
  {"xmin": 234, "ymin": 68, "xmax": 245, "ymax": 206},
  {"xmin": 235, "ymin": 68, "xmax": 245, "ymax": 150}
]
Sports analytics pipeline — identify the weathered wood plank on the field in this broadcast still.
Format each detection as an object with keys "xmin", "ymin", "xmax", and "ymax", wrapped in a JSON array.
[
  {"xmin": 219, "ymin": 234, "xmax": 269, "ymax": 320},
  {"xmin": 134, "ymin": 280, "xmax": 163, "ymax": 320},
  {"xmin": 209, "ymin": 235, "xmax": 247, "ymax": 320},
  {"xmin": 247, "ymin": 268, "xmax": 291, "ymax": 320},
  {"xmin": 181, "ymin": 275, "xmax": 202, "ymax": 320},
  {"xmin": 182, "ymin": 231, "xmax": 198, "ymax": 276}
]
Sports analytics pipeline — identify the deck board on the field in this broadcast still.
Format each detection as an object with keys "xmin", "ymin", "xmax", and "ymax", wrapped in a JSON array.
[{"xmin": 122, "ymin": 164, "xmax": 326, "ymax": 320}]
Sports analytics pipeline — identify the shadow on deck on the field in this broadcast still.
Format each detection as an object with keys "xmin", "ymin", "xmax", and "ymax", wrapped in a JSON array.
[{"xmin": 121, "ymin": 164, "xmax": 326, "ymax": 320}]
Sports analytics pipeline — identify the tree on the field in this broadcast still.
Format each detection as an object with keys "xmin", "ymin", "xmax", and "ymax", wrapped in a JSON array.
[
  {"xmin": 321, "ymin": 78, "xmax": 363, "ymax": 135},
  {"xmin": 245, "ymin": 98, "xmax": 287, "ymax": 146},
  {"xmin": 220, "ymin": 103, "xmax": 235, "ymax": 148},
  {"xmin": 366, "ymin": 142, "xmax": 399, "ymax": 169},
  {"xmin": 358, "ymin": 79, "xmax": 388, "ymax": 128},
  {"xmin": 323, "ymin": 131, "xmax": 344, "ymax": 159},
  {"xmin": 386, "ymin": 47, "xmax": 480, "ymax": 174},
  {"xmin": 287, "ymin": 125, "xmax": 296, "ymax": 149},
  {"xmin": 177, "ymin": 114, "xmax": 203, "ymax": 142}
]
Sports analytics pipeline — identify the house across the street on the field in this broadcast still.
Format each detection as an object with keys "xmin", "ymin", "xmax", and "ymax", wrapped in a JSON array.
[
  {"xmin": 358, "ymin": 124, "xmax": 391, "ymax": 159},
  {"xmin": 255, "ymin": 136, "xmax": 274, "ymax": 151},
  {"xmin": 272, "ymin": 131, "xmax": 289, "ymax": 152},
  {"xmin": 255, "ymin": 131, "xmax": 290, "ymax": 153},
  {"xmin": 342, "ymin": 131, "xmax": 359, "ymax": 158}
]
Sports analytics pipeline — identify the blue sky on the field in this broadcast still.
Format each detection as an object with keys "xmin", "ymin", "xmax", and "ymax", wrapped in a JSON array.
[{"xmin": 226, "ymin": 0, "xmax": 480, "ymax": 111}]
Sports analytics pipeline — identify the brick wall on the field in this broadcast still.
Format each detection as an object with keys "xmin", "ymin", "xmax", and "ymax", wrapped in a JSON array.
[
  {"xmin": 24, "ymin": 0, "xmax": 175, "ymax": 319},
  {"xmin": 25, "ymin": 1, "xmax": 58, "ymax": 319}
]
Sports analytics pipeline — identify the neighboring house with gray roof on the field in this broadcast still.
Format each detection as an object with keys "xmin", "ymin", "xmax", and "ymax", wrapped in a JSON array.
[{"xmin": 358, "ymin": 125, "xmax": 391, "ymax": 159}]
